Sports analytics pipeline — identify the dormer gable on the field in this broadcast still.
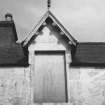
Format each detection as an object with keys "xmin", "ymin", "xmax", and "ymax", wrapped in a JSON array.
[{"xmin": 23, "ymin": 11, "xmax": 77, "ymax": 48}]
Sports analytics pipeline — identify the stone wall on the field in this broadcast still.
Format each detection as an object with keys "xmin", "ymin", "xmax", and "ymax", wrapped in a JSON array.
[
  {"xmin": 0, "ymin": 66, "xmax": 105, "ymax": 105},
  {"xmin": 0, "ymin": 67, "xmax": 30, "ymax": 105},
  {"xmin": 69, "ymin": 68, "xmax": 105, "ymax": 105}
]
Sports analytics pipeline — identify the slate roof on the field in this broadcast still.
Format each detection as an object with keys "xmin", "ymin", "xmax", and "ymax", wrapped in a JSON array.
[
  {"xmin": 71, "ymin": 43, "xmax": 105, "ymax": 67},
  {"xmin": 0, "ymin": 20, "xmax": 28, "ymax": 67}
]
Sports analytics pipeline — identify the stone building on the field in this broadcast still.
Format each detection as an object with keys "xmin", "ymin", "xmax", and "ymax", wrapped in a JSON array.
[{"xmin": 0, "ymin": 10, "xmax": 105, "ymax": 105}]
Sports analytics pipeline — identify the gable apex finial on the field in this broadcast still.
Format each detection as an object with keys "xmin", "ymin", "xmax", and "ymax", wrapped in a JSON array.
[{"xmin": 47, "ymin": 0, "xmax": 51, "ymax": 10}]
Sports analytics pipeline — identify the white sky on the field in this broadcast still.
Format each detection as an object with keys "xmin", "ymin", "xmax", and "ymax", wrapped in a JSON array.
[{"xmin": 0, "ymin": 0, "xmax": 105, "ymax": 42}]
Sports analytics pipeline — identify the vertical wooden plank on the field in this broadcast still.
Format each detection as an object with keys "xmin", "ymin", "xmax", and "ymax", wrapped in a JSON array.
[{"xmin": 33, "ymin": 52, "xmax": 66, "ymax": 103}]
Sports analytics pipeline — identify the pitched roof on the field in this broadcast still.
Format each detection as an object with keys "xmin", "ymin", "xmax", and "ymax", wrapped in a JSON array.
[
  {"xmin": 0, "ymin": 20, "xmax": 28, "ymax": 67},
  {"xmin": 71, "ymin": 43, "xmax": 105, "ymax": 67},
  {"xmin": 0, "ymin": 21, "xmax": 18, "ymax": 46},
  {"xmin": 23, "ymin": 11, "xmax": 77, "ymax": 46}
]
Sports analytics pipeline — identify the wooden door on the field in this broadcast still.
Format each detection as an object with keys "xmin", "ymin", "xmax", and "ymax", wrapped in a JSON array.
[{"xmin": 33, "ymin": 51, "xmax": 67, "ymax": 103}]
